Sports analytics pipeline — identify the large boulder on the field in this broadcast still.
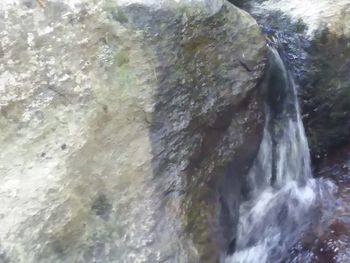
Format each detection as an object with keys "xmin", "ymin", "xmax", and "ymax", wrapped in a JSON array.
[
  {"xmin": 302, "ymin": 27, "xmax": 350, "ymax": 160},
  {"xmin": 0, "ymin": 0, "xmax": 266, "ymax": 262},
  {"xmin": 299, "ymin": 3, "xmax": 350, "ymax": 160}
]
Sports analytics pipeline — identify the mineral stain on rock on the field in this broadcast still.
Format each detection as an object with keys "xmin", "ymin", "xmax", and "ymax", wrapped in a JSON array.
[{"xmin": 91, "ymin": 194, "xmax": 112, "ymax": 221}]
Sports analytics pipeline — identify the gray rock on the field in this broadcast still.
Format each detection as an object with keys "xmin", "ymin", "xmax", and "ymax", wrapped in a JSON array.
[
  {"xmin": 0, "ymin": 0, "xmax": 266, "ymax": 262},
  {"xmin": 302, "ymin": 28, "xmax": 350, "ymax": 160}
]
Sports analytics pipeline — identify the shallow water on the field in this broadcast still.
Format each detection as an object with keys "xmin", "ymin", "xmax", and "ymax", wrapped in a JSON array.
[{"xmin": 287, "ymin": 146, "xmax": 350, "ymax": 262}]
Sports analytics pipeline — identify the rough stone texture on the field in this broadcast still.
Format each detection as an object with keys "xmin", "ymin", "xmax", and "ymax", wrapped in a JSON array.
[
  {"xmin": 301, "ymin": 29, "xmax": 350, "ymax": 160},
  {"xmin": 0, "ymin": 0, "xmax": 266, "ymax": 262}
]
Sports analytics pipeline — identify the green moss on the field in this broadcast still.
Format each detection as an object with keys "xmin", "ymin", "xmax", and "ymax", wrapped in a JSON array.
[
  {"xmin": 112, "ymin": 9, "xmax": 128, "ymax": 24},
  {"xmin": 115, "ymin": 10, "xmax": 128, "ymax": 24},
  {"xmin": 292, "ymin": 18, "xmax": 307, "ymax": 33},
  {"xmin": 182, "ymin": 35, "xmax": 214, "ymax": 62},
  {"xmin": 115, "ymin": 50, "xmax": 130, "ymax": 67}
]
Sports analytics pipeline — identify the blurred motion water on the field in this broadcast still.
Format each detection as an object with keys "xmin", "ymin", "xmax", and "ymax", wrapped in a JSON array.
[{"xmin": 225, "ymin": 41, "xmax": 336, "ymax": 263}]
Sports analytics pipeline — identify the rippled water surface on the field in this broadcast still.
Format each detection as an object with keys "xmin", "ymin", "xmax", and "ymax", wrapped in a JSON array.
[{"xmin": 287, "ymin": 146, "xmax": 350, "ymax": 262}]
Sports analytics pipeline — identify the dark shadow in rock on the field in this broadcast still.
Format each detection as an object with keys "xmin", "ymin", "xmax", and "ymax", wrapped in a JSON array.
[
  {"xmin": 122, "ymin": 3, "xmax": 267, "ymax": 263},
  {"xmin": 0, "ymin": 248, "xmax": 10, "ymax": 263},
  {"xmin": 300, "ymin": 29, "xmax": 350, "ymax": 163},
  {"xmin": 91, "ymin": 194, "xmax": 112, "ymax": 221}
]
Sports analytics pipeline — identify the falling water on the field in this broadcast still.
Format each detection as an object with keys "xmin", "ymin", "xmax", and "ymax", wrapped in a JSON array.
[{"xmin": 225, "ymin": 38, "xmax": 336, "ymax": 263}]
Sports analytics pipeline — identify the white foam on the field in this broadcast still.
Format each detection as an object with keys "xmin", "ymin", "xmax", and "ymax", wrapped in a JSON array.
[{"xmin": 226, "ymin": 46, "xmax": 333, "ymax": 263}]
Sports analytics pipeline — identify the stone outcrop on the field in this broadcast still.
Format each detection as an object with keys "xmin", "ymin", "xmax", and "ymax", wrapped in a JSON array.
[
  {"xmin": 296, "ymin": 38, "xmax": 349, "ymax": 161},
  {"xmin": 301, "ymin": 18, "xmax": 350, "ymax": 160},
  {"xmin": 0, "ymin": 0, "xmax": 266, "ymax": 262}
]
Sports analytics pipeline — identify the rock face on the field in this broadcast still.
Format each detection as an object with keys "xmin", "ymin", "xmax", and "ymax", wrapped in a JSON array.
[
  {"xmin": 302, "ymin": 28, "xmax": 350, "ymax": 160},
  {"xmin": 0, "ymin": 0, "xmax": 266, "ymax": 262}
]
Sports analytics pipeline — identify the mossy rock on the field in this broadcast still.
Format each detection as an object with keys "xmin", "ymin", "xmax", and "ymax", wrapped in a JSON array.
[{"xmin": 300, "ymin": 28, "xmax": 350, "ymax": 160}]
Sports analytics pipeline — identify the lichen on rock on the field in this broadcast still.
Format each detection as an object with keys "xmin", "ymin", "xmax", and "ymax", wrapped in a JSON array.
[{"xmin": 0, "ymin": 0, "xmax": 267, "ymax": 262}]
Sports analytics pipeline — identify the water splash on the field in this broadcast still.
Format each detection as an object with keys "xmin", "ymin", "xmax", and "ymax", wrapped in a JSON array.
[{"xmin": 225, "ymin": 43, "xmax": 336, "ymax": 263}]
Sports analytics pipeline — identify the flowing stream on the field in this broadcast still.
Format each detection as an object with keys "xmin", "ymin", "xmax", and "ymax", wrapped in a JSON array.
[{"xmin": 225, "ymin": 38, "xmax": 336, "ymax": 262}]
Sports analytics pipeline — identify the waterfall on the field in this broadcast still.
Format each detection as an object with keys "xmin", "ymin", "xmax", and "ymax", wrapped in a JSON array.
[{"xmin": 225, "ymin": 39, "xmax": 335, "ymax": 263}]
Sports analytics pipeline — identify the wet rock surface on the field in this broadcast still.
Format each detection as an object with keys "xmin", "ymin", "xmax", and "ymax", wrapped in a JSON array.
[
  {"xmin": 287, "ymin": 146, "xmax": 350, "ymax": 263},
  {"xmin": 0, "ymin": 0, "xmax": 266, "ymax": 262},
  {"xmin": 226, "ymin": 2, "xmax": 350, "ymax": 262},
  {"xmin": 301, "ymin": 30, "xmax": 350, "ymax": 160}
]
